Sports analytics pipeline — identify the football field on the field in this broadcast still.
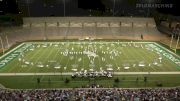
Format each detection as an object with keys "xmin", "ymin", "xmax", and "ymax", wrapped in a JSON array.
[
  {"xmin": 0, "ymin": 41, "xmax": 180, "ymax": 74},
  {"xmin": 0, "ymin": 40, "xmax": 180, "ymax": 89}
]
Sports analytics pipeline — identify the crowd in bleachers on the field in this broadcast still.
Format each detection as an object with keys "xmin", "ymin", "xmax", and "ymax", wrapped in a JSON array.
[{"xmin": 0, "ymin": 88, "xmax": 179, "ymax": 101}]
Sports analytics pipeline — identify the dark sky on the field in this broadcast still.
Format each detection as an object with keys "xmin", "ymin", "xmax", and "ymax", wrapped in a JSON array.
[
  {"xmin": 0, "ymin": 0, "xmax": 179, "ymax": 16},
  {"xmin": 156, "ymin": 0, "xmax": 179, "ymax": 16}
]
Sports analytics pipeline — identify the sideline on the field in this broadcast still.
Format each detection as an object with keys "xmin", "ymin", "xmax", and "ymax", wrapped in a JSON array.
[{"xmin": 0, "ymin": 72, "xmax": 180, "ymax": 76}]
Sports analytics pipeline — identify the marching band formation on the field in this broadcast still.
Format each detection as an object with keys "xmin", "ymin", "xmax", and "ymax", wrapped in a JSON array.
[{"xmin": 15, "ymin": 41, "xmax": 171, "ymax": 78}]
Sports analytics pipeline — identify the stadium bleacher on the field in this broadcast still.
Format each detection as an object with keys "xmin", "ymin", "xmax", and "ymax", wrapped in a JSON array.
[
  {"xmin": 21, "ymin": 17, "xmax": 164, "ymax": 40},
  {"xmin": 0, "ymin": 17, "xmax": 172, "ymax": 51},
  {"xmin": 0, "ymin": 17, "xmax": 180, "ymax": 101},
  {"xmin": 0, "ymin": 88, "xmax": 179, "ymax": 100},
  {"xmin": 0, "ymin": 0, "xmax": 180, "ymax": 99}
]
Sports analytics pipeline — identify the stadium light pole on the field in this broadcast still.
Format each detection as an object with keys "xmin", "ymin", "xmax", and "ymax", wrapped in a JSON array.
[
  {"xmin": 26, "ymin": 0, "xmax": 30, "ymax": 17},
  {"xmin": 113, "ymin": 0, "xmax": 116, "ymax": 16},
  {"xmin": 63, "ymin": 0, "xmax": 66, "ymax": 16},
  {"xmin": 146, "ymin": 0, "xmax": 152, "ymax": 17},
  {"xmin": 0, "ymin": 36, "xmax": 4, "ymax": 54}
]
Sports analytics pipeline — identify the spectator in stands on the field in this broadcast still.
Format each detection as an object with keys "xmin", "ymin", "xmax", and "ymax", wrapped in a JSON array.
[{"xmin": 0, "ymin": 88, "xmax": 179, "ymax": 101}]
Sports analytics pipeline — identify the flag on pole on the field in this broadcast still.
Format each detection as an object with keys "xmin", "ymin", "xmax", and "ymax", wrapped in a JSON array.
[
  {"xmin": 170, "ymin": 34, "xmax": 174, "ymax": 48},
  {"xmin": 6, "ymin": 35, "xmax": 9, "ymax": 48},
  {"xmin": 175, "ymin": 34, "xmax": 180, "ymax": 53}
]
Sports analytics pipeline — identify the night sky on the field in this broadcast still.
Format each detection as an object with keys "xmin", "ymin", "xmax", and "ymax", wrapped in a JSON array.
[{"xmin": 0, "ymin": 0, "xmax": 179, "ymax": 16}]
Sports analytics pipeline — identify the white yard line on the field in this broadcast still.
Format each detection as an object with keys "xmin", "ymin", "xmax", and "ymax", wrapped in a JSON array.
[
  {"xmin": 46, "ymin": 45, "xmax": 61, "ymax": 64},
  {"xmin": 130, "ymin": 45, "xmax": 157, "ymax": 72},
  {"xmin": 112, "ymin": 44, "xmax": 123, "ymax": 71},
  {"xmin": 73, "ymin": 44, "xmax": 78, "ymax": 69},
  {"xmin": 82, "ymin": 43, "xmax": 85, "ymax": 71},
  {"xmin": 64, "ymin": 43, "xmax": 71, "ymax": 71},
  {"xmin": 6, "ymin": 44, "xmax": 33, "ymax": 72},
  {"xmin": 97, "ymin": 46, "xmax": 102, "ymax": 71},
  {"xmin": 120, "ymin": 45, "xmax": 131, "ymax": 71},
  {"xmin": 16, "ymin": 45, "xmax": 44, "ymax": 72},
  {"xmin": 39, "ymin": 44, "xmax": 58, "ymax": 78},
  {"xmin": 56, "ymin": 44, "xmax": 64, "ymax": 70},
  {"xmin": 75, "ymin": 43, "xmax": 81, "ymax": 70},
  {"xmin": 136, "ymin": 48, "xmax": 157, "ymax": 72},
  {"xmin": 103, "ymin": 44, "xmax": 111, "ymax": 67},
  {"xmin": 125, "ymin": 46, "xmax": 141, "ymax": 72},
  {"xmin": 30, "ymin": 46, "xmax": 57, "ymax": 80},
  {"xmin": 0, "ymin": 72, "xmax": 180, "ymax": 76},
  {"xmin": 25, "ymin": 47, "xmax": 48, "ymax": 72}
]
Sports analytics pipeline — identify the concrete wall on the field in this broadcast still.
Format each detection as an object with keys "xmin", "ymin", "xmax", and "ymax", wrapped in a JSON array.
[{"xmin": 23, "ymin": 17, "xmax": 156, "ymax": 28}]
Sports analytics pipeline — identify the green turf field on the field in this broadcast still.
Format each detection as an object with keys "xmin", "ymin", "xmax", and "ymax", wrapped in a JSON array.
[
  {"xmin": 0, "ymin": 41, "xmax": 180, "ymax": 73},
  {"xmin": 0, "ymin": 41, "xmax": 180, "ymax": 89},
  {"xmin": 0, "ymin": 75, "xmax": 180, "ymax": 89}
]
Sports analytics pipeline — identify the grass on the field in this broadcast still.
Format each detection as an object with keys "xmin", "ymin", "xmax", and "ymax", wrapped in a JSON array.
[
  {"xmin": 0, "ymin": 41, "xmax": 179, "ymax": 73},
  {"xmin": 0, "ymin": 74, "xmax": 179, "ymax": 89},
  {"xmin": 0, "ymin": 40, "xmax": 180, "ymax": 89}
]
